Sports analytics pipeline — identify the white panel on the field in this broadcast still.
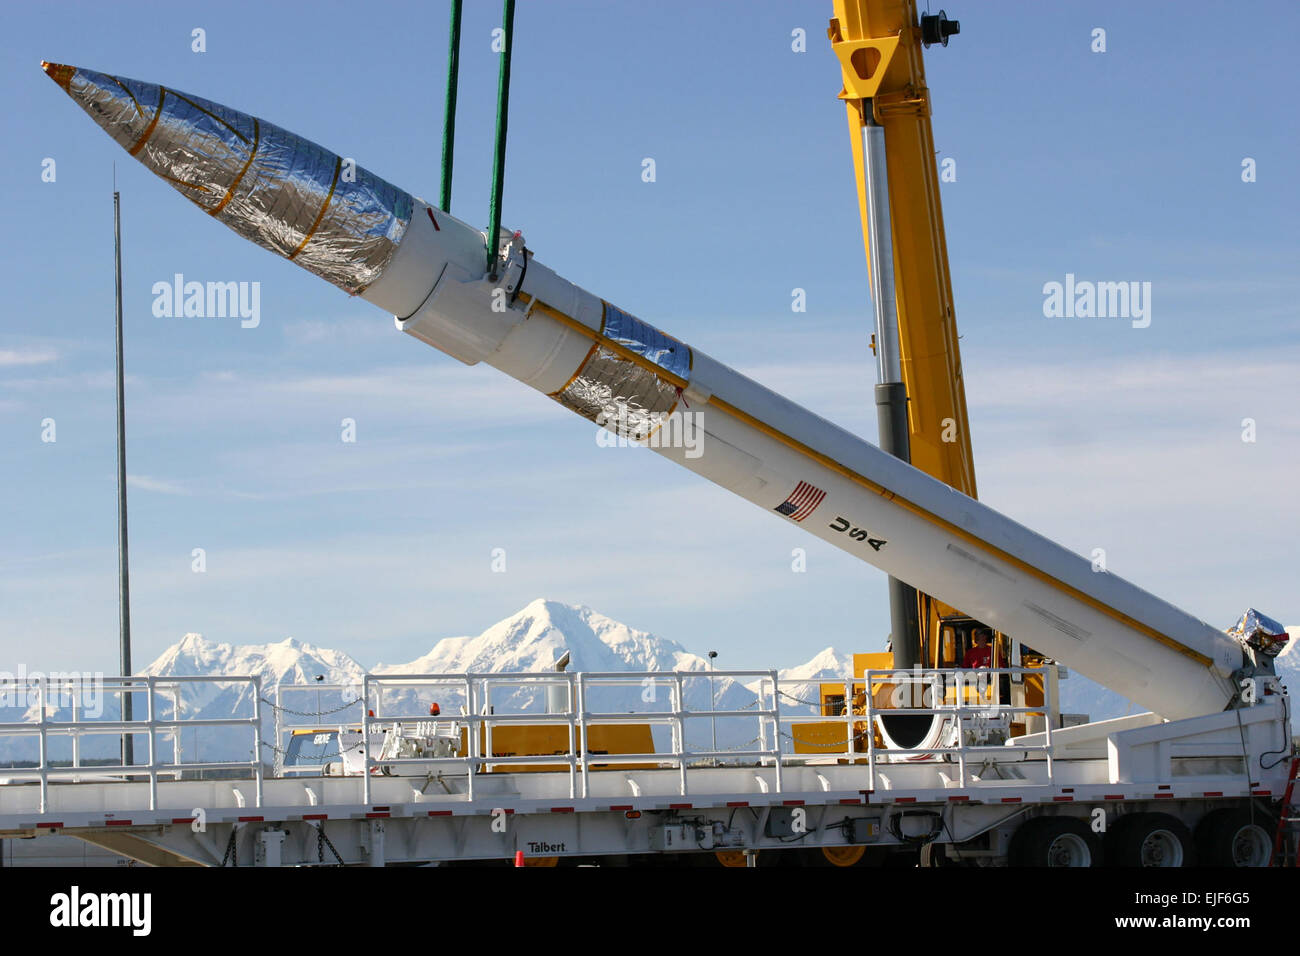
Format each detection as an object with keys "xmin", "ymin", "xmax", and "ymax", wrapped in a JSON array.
[
  {"xmin": 486, "ymin": 307, "xmax": 596, "ymax": 395},
  {"xmin": 362, "ymin": 200, "xmax": 485, "ymax": 319},
  {"xmin": 397, "ymin": 263, "xmax": 525, "ymax": 366}
]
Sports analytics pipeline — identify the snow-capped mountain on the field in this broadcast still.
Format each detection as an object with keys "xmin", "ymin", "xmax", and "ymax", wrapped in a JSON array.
[
  {"xmin": 146, "ymin": 633, "xmax": 366, "ymax": 686},
  {"xmin": 0, "ymin": 600, "xmax": 796, "ymax": 764},
  {"xmin": 744, "ymin": 646, "xmax": 854, "ymax": 715},
  {"xmin": 371, "ymin": 600, "xmax": 760, "ymax": 749},
  {"xmin": 143, "ymin": 633, "xmax": 368, "ymax": 715},
  {"xmin": 1274, "ymin": 626, "xmax": 1300, "ymax": 695},
  {"xmin": 4, "ymin": 605, "xmax": 1293, "ymax": 766},
  {"xmin": 377, "ymin": 600, "xmax": 709, "ymax": 676},
  {"xmin": 0, "ymin": 634, "xmax": 371, "ymax": 764}
]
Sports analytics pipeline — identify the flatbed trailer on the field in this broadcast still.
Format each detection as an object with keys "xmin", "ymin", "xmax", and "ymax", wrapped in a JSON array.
[{"xmin": 0, "ymin": 670, "xmax": 1291, "ymax": 867}]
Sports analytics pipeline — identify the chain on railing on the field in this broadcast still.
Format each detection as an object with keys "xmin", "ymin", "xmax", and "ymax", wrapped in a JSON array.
[
  {"xmin": 268, "ymin": 682, "xmax": 370, "ymax": 776},
  {"xmin": 262, "ymin": 696, "xmax": 364, "ymax": 718}
]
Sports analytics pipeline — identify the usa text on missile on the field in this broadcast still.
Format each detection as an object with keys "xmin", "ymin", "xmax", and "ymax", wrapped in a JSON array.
[{"xmin": 42, "ymin": 61, "xmax": 1254, "ymax": 721}]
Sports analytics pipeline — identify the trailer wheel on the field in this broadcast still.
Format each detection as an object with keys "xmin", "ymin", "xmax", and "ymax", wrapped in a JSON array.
[
  {"xmin": 1195, "ymin": 809, "xmax": 1273, "ymax": 867},
  {"xmin": 1107, "ymin": 813, "xmax": 1195, "ymax": 867},
  {"xmin": 1007, "ymin": 817, "xmax": 1100, "ymax": 867}
]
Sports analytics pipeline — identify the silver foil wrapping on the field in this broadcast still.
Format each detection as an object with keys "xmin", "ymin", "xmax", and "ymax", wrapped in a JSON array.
[
  {"xmin": 1227, "ymin": 607, "xmax": 1289, "ymax": 659},
  {"xmin": 1228, "ymin": 608, "xmax": 1287, "ymax": 642},
  {"xmin": 552, "ymin": 303, "xmax": 692, "ymax": 440},
  {"xmin": 48, "ymin": 64, "xmax": 412, "ymax": 295}
]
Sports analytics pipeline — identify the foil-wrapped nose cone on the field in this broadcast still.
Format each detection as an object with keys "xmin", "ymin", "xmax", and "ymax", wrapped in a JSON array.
[{"xmin": 41, "ymin": 61, "xmax": 413, "ymax": 295}]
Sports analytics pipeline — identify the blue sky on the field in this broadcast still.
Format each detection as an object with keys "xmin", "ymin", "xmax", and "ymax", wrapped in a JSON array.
[{"xmin": 2, "ymin": 0, "xmax": 1297, "ymax": 675}]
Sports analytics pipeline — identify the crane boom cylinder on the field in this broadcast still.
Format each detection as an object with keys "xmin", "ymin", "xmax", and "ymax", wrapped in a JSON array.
[
  {"xmin": 876, "ymin": 380, "xmax": 922, "ymax": 667},
  {"xmin": 863, "ymin": 110, "xmax": 923, "ymax": 668},
  {"xmin": 864, "ymin": 119, "xmax": 902, "ymax": 386}
]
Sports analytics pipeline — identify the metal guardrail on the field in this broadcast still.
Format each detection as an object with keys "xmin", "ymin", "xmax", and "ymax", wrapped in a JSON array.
[
  {"xmin": 776, "ymin": 667, "xmax": 1059, "ymax": 791},
  {"xmin": 352, "ymin": 671, "xmax": 788, "ymax": 804},
  {"xmin": 266, "ymin": 667, "xmax": 1058, "ymax": 802},
  {"xmin": 0, "ymin": 675, "xmax": 264, "ymax": 811},
  {"xmin": 2, "ymin": 667, "xmax": 1061, "ymax": 809}
]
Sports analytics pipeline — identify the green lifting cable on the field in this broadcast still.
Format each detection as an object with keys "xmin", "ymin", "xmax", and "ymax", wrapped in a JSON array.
[
  {"xmin": 439, "ymin": 0, "xmax": 462, "ymax": 213},
  {"xmin": 487, "ymin": 0, "xmax": 516, "ymax": 279}
]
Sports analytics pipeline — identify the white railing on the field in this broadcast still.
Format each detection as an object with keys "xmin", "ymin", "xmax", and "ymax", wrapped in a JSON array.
[
  {"xmin": 775, "ymin": 667, "xmax": 1058, "ymax": 791},
  {"xmin": 264, "ymin": 667, "xmax": 1055, "ymax": 802},
  {"xmin": 0, "ymin": 675, "xmax": 264, "ymax": 811},
  {"xmin": 3, "ymin": 667, "xmax": 1063, "ymax": 809},
  {"xmin": 351, "ymin": 671, "xmax": 788, "ymax": 805}
]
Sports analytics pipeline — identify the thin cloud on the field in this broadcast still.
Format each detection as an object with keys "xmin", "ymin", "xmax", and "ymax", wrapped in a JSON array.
[
  {"xmin": 281, "ymin": 317, "xmax": 394, "ymax": 346},
  {"xmin": 0, "ymin": 349, "xmax": 58, "ymax": 367},
  {"xmin": 126, "ymin": 474, "xmax": 191, "ymax": 496}
]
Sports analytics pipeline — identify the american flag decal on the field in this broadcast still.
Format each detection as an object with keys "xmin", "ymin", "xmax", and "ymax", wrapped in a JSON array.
[{"xmin": 774, "ymin": 481, "xmax": 826, "ymax": 522}]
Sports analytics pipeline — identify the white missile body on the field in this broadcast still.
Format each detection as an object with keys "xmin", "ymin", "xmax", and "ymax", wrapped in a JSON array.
[
  {"xmin": 46, "ymin": 63, "xmax": 1246, "ymax": 722},
  {"xmin": 371, "ymin": 197, "xmax": 1243, "ymax": 722}
]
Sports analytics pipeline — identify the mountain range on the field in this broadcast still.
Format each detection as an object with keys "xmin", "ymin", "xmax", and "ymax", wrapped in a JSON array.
[{"xmin": 2, "ymin": 601, "xmax": 1295, "ymax": 764}]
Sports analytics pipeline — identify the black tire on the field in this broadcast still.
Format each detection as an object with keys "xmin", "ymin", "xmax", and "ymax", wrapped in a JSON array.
[
  {"xmin": 920, "ymin": 841, "xmax": 955, "ymax": 867},
  {"xmin": 1007, "ymin": 816, "xmax": 1101, "ymax": 867},
  {"xmin": 1106, "ymin": 813, "xmax": 1195, "ymax": 867},
  {"xmin": 1195, "ymin": 808, "xmax": 1275, "ymax": 867}
]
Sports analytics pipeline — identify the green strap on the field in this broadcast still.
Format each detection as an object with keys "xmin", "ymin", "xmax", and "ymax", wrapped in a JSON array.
[
  {"xmin": 487, "ymin": 0, "xmax": 516, "ymax": 279},
  {"xmin": 439, "ymin": 0, "xmax": 463, "ymax": 213}
]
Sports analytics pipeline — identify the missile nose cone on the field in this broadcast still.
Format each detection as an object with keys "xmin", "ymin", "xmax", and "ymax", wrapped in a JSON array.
[
  {"xmin": 40, "ymin": 60, "xmax": 76, "ymax": 92},
  {"xmin": 44, "ymin": 65, "xmax": 415, "ymax": 296}
]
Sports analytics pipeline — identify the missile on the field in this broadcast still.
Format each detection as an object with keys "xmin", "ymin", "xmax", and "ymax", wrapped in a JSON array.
[{"xmin": 44, "ymin": 62, "xmax": 1249, "ymax": 722}]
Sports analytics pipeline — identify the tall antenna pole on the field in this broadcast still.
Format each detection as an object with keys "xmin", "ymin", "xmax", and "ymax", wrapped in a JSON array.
[{"xmin": 113, "ymin": 188, "xmax": 133, "ymax": 766}]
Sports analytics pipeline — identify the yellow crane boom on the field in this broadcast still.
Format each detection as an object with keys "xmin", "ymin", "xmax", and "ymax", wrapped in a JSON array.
[
  {"xmin": 830, "ymin": 0, "xmax": 975, "ymax": 496},
  {"xmin": 830, "ymin": 1, "xmax": 976, "ymax": 666}
]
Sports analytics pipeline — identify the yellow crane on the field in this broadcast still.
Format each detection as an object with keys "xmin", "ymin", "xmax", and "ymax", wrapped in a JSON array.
[
  {"xmin": 829, "ymin": 1, "xmax": 1005, "ymax": 674},
  {"xmin": 790, "ymin": 2, "xmax": 1052, "ymax": 773}
]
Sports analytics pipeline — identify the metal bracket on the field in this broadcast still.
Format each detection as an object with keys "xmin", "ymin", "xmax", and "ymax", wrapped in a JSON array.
[
  {"xmin": 828, "ymin": 17, "xmax": 901, "ymax": 101},
  {"xmin": 497, "ymin": 231, "xmax": 528, "ymax": 301}
]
